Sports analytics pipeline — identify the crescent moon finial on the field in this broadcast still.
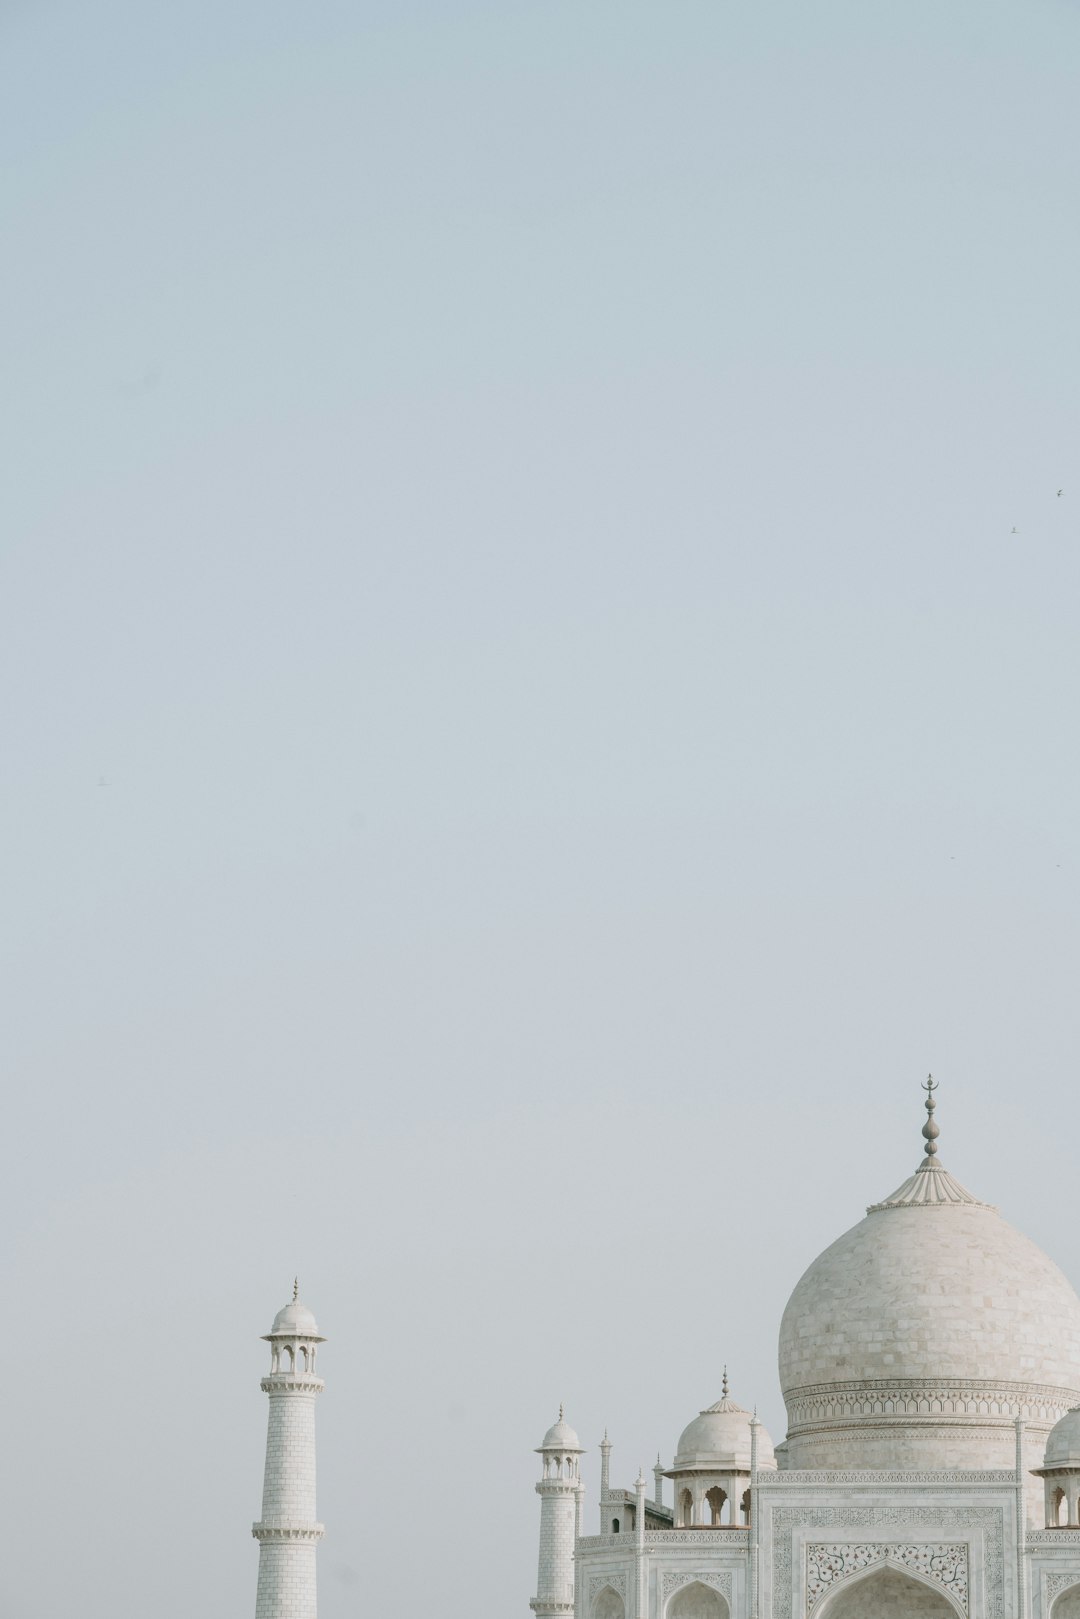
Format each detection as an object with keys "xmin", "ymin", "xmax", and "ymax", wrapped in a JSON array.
[{"xmin": 921, "ymin": 1074, "xmax": 940, "ymax": 1159}]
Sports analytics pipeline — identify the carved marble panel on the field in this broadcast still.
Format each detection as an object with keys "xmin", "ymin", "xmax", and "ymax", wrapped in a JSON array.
[
  {"xmin": 660, "ymin": 1571, "xmax": 733, "ymax": 1605},
  {"xmin": 768, "ymin": 1504, "xmax": 1003, "ymax": 1617},
  {"xmin": 1045, "ymin": 1572, "xmax": 1080, "ymax": 1610},
  {"xmin": 806, "ymin": 1542, "xmax": 967, "ymax": 1612},
  {"xmin": 589, "ymin": 1572, "xmax": 628, "ymax": 1605}
]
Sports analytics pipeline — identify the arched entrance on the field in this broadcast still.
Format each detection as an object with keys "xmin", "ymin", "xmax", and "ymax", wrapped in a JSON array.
[
  {"xmin": 816, "ymin": 1563, "xmax": 962, "ymax": 1617},
  {"xmin": 666, "ymin": 1580, "xmax": 729, "ymax": 1619},
  {"xmin": 592, "ymin": 1586, "xmax": 625, "ymax": 1619},
  {"xmin": 1052, "ymin": 1586, "xmax": 1080, "ymax": 1618}
]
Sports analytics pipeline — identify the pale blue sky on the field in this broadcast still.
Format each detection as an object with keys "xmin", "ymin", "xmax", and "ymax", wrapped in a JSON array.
[{"xmin": 3, "ymin": 2, "xmax": 1080, "ymax": 1615}]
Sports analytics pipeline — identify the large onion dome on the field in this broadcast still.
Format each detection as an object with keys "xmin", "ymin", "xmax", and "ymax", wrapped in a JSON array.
[{"xmin": 778, "ymin": 1082, "xmax": 1080, "ymax": 1481}]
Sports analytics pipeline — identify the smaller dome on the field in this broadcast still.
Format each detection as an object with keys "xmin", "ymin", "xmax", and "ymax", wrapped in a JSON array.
[
  {"xmin": 674, "ymin": 1393, "xmax": 776, "ymax": 1472},
  {"xmin": 538, "ymin": 1407, "xmax": 583, "ymax": 1452},
  {"xmin": 265, "ymin": 1297, "xmax": 323, "ymax": 1340},
  {"xmin": 1043, "ymin": 1408, "xmax": 1080, "ymax": 1470}
]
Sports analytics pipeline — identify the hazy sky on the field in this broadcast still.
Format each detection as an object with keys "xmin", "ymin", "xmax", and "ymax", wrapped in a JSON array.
[{"xmin": 3, "ymin": 2, "xmax": 1080, "ymax": 1615}]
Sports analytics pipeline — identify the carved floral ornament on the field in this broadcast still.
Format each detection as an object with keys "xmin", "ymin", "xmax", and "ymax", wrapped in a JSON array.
[
  {"xmin": 660, "ymin": 1571, "xmax": 733, "ymax": 1604},
  {"xmin": 806, "ymin": 1542, "xmax": 968, "ymax": 1613},
  {"xmin": 588, "ymin": 1573, "xmax": 628, "ymax": 1603},
  {"xmin": 1045, "ymin": 1571, "xmax": 1080, "ymax": 1608},
  {"xmin": 771, "ymin": 1507, "xmax": 1004, "ymax": 1618}
]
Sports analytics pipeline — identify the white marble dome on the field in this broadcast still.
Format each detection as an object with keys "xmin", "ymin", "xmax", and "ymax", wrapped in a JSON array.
[
  {"xmin": 539, "ymin": 1409, "xmax": 582, "ymax": 1453},
  {"xmin": 674, "ymin": 1392, "xmax": 776, "ymax": 1471},
  {"xmin": 1043, "ymin": 1408, "xmax": 1080, "ymax": 1469},
  {"xmin": 267, "ymin": 1297, "xmax": 323, "ymax": 1339},
  {"xmin": 778, "ymin": 1151, "xmax": 1080, "ymax": 1471}
]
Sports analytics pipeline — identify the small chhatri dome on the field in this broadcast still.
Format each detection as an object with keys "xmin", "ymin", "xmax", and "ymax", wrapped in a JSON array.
[
  {"xmin": 264, "ymin": 1280, "xmax": 324, "ymax": 1342},
  {"xmin": 538, "ymin": 1404, "xmax": 583, "ymax": 1453},
  {"xmin": 673, "ymin": 1378, "xmax": 776, "ymax": 1471},
  {"xmin": 1042, "ymin": 1408, "xmax": 1080, "ymax": 1470}
]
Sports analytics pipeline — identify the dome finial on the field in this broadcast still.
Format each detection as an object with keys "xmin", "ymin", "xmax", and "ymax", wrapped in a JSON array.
[
  {"xmin": 559, "ymin": 1402, "xmax": 564, "ymax": 1422},
  {"xmin": 293, "ymin": 1276, "xmax": 299, "ymax": 1303},
  {"xmin": 921, "ymin": 1075, "xmax": 940, "ymax": 1162},
  {"xmin": 722, "ymin": 1365, "xmax": 729, "ymax": 1399}
]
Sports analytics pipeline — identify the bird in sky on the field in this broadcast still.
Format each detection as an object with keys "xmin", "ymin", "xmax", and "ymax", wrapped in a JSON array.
[
  {"xmin": 1057, "ymin": 489, "xmax": 1064, "ymax": 497},
  {"xmin": 1011, "ymin": 526, "xmax": 1018, "ymax": 534}
]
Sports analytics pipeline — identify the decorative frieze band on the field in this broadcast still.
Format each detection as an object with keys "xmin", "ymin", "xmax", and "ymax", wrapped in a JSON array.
[
  {"xmin": 579, "ymin": 1530, "xmax": 750, "ymax": 1551},
  {"xmin": 645, "ymin": 1530, "xmax": 748, "ymax": 1546},
  {"xmin": 259, "ymin": 1374, "xmax": 325, "ymax": 1395},
  {"xmin": 757, "ymin": 1469, "xmax": 1016, "ymax": 1487},
  {"xmin": 806, "ymin": 1542, "xmax": 968, "ymax": 1613},
  {"xmin": 785, "ymin": 1379, "xmax": 1077, "ymax": 1429},
  {"xmin": 251, "ymin": 1522, "xmax": 325, "ymax": 1542}
]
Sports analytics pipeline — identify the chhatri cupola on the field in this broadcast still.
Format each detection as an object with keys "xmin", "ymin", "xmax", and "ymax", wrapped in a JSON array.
[{"xmin": 666, "ymin": 1371, "xmax": 776, "ymax": 1527}]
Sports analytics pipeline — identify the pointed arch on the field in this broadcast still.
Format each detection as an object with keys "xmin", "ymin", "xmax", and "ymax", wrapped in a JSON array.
[
  {"xmin": 666, "ymin": 1580, "xmax": 729, "ymax": 1619},
  {"xmin": 1051, "ymin": 1584, "xmax": 1080, "ymax": 1618},
  {"xmin": 816, "ymin": 1561, "xmax": 964, "ymax": 1618},
  {"xmin": 592, "ymin": 1585, "xmax": 625, "ymax": 1619}
]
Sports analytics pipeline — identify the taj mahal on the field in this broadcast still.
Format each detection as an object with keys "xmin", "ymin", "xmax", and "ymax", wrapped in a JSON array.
[{"xmin": 249, "ymin": 1082, "xmax": 1080, "ymax": 1619}]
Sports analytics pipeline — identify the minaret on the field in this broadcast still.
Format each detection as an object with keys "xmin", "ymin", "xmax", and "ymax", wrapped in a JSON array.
[
  {"xmin": 531, "ymin": 1406, "xmax": 584, "ymax": 1619},
  {"xmin": 599, "ymin": 1430, "xmax": 612, "ymax": 1503},
  {"xmin": 653, "ymin": 1453, "xmax": 664, "ymax": 1508},
  {"xmin": 252, "ymin": 1282, "xmax": 326, "ymax": 1619}
]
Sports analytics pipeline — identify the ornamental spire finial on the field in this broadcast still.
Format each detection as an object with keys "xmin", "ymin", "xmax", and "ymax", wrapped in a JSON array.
[
  {"xmin": 921, "ymin": 1075, "xmax": 940, "ymax": 1161},
  {"xmin": 559, "ymin": 1402, "xmax": 564, "ymax": 1422},
  {"xmin": 722, "ymin": 1365, "xmax": 729, "ymax": 1399},
  {"xmin": 293, "ymin": 1276, "xmax": 299, "ymax": 1303}
]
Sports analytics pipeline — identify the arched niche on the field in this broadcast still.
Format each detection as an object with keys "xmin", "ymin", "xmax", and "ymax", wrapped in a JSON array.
[
  {"xmin": 1052, "ymin": 1585, "xmax": 1080, "ymax": 1618},
  {"xmin": 592, "ymin": 1586, "xmax": 625, "ymax": 1619},
  {"xmin": 666, "ymin": 1580, "xmax": 729, "ymax": 1619},
  {"xmin": 816, "ymin": 1562, "xmax": 963, "ymax": 1618}
]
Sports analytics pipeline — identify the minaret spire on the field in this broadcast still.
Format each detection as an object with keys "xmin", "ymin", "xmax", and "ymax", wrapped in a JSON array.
[
  {"xmin": 921, "ymin": 1075, "xmax": 940, "ymax": 1163},
  {"xmin": 722, "ymin": 1365, "xmax": 729, "ymax": 1400},
  {"xmin": 867, "ymin": 1076, "xmax": 990, "ymax": 1212}
]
